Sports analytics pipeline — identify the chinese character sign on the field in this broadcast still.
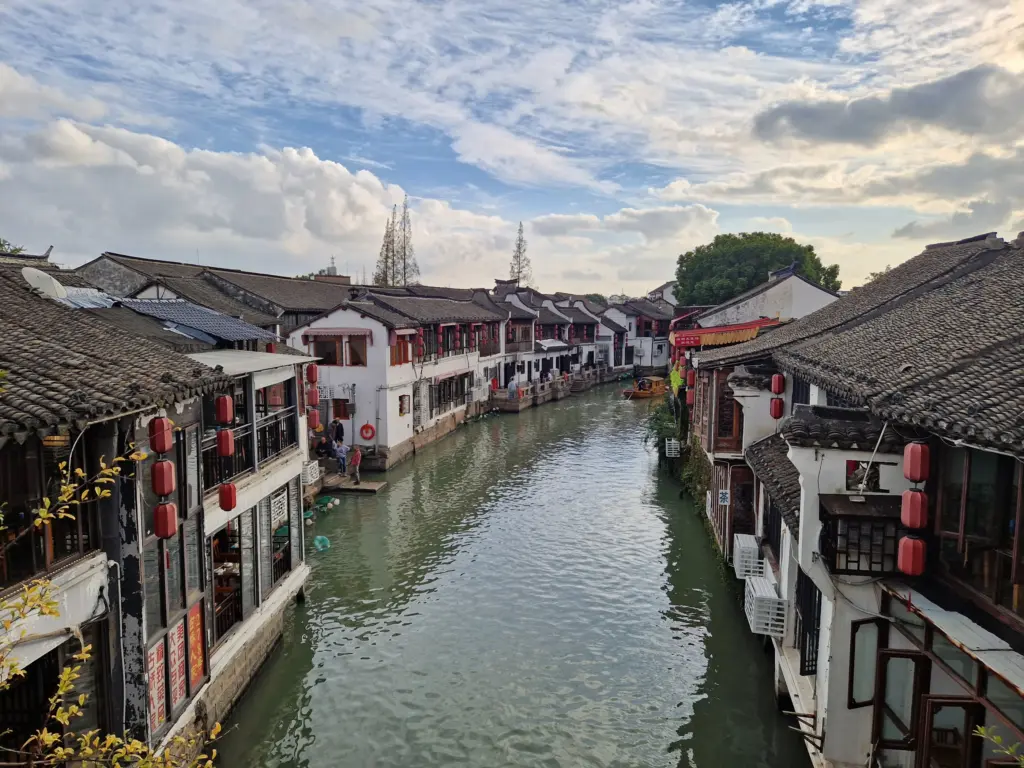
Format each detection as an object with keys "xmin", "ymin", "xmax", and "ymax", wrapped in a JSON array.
[
  {"xmin": 169, "ymin": 620, "xmax": 187, "ymax": 710},
  {"xmin": 188, "ymin": 602, "xmax": 205, "ymax": 691},
  {"xmin": 147, "ymin": 642, "xmax": 166, "ymax": 735}
]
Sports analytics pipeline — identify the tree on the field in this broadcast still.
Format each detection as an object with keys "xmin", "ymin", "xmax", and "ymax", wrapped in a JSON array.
[
  {"xmin": 673, "ymin": 232, "xmax": 841, "ymax": 306},
  {"xmin": 0, "ymin": 237, "xmax": 24, "ymax": 255},
  {"xmin": 867, "ymin": 264, "xmax": 892, "ymax": 283},
  {"xmin": 395, "ymin": 195, "xmax": 420, "ymax": 286},
  {"xmin": 0, "ymin": 426, "xmax": 221, "ymax": 766},
  {"xmin": 509, "ymin": 222, "xmax": 532, "ymax": 287},
  {"xmin": 584, "ymin": 293, "xmax": 607, "ymax": 305},
  {"xmin": 373, "ymin": 213, "xmax": 395, "ymax": 287}
]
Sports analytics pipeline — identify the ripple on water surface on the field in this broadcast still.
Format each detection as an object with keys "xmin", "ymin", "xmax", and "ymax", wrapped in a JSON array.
[{"xmin": 218, "ymin": 390, "xmax": 808, "ymax": 768}]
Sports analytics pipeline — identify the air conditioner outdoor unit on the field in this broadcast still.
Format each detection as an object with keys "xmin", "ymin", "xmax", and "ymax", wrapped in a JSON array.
[
  {"xmin": 301, "ymin": 460, "xmax": 321, "ymax": 485},
  {"xmin": 733, "ymin": 533, "xmax": 765, "ymax": 579},
  {"xmin": 745, "ymin": 576, "xmax": 786, "ymax": 638},
  {"xmin": 664, "ymin": 438, "xmax": 681, "ymax": 458}
]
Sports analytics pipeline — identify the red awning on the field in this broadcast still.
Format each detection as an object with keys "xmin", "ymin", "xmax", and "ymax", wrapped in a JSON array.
[{"xmin": 671, "ymin": 318, "xmax": 781, "ymax": 348}]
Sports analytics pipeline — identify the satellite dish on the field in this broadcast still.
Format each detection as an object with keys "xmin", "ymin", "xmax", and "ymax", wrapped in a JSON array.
[{"xmin": 22, "ymin": 267, "xmax": 68, "ymax": 299}]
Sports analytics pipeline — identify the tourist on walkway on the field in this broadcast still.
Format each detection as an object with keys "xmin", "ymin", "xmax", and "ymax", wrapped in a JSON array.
[
  {"xmin": 350, "ymin": 445, "xmax": 362, "ymax": 485},
  {"xmin": 335, "ymin": 441, "xmax": 349, "ymax": 473},
  {"xmin": 330, "ymin": 417, "xmax": 345, "ymax": 445},
  {"xmin": 314, "ymin": 436, "xmax": 331, "ymax": 459}
]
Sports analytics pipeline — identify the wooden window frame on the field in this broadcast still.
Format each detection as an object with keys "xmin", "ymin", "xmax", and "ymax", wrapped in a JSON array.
[
  {"xmin": 347, "ymin": 335, "xmax": 368, "ymax": 367},
  {"xmin": 390, "ymin": 339, "xmax": 411, "ymax": 366},
  {"xmin": 311, "ymin": 338, "xmax": 343, "ymax": 367},
  {"xmin": 871, "ymin": 648, "xmax": 931, "ymax": 751},
  {"xmin": 849, "ymin": 617, "xmax": 888, "ymax": 709}
]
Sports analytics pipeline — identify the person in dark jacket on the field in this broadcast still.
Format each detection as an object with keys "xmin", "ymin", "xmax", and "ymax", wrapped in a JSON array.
[{"xmin": 330, "ymin": 418, "xmax": 345, "ymax": 445}]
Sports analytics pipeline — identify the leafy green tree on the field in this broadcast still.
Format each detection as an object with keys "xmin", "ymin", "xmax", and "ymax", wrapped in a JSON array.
[
  {"xmin": 867, "ymin": 264, "xmax": 891, "ymax": 283},
  {"xmin": 0, "ymin": 237, "xmax": 24, "ymax": 255},
  {"xmin": 584, "ymin": 293, "xmax": 606, "ymax": 305},
  {"xmin": 673, "ymin": 232, "xmax": 841, "ymax": 306}
]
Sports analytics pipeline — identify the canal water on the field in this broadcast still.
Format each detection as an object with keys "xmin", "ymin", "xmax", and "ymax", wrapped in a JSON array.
[{"xmin": 218, "ymin": 387, "xmax": 808, "ymax": 768}]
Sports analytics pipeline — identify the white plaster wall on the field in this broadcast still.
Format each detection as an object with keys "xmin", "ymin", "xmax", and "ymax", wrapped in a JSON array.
[
  {"xmin": 135, "ymin": 284, "xmax": 177, "ymax": 299},
  {"xmin": 698, "ymin": 276, "xmax": 837, "ymax": 328},
  {"xmin": 821, "ymin": 581, "xmax": 882, "ymax": 768},
  {"xmin": 791, "ymin": 277, "xmax": 838, "ymax": 318},
  {"xmin": 603, "ymin": 307, "xmax": 635, "ymax": 338},
  {"xmin": 4, "ymin": 551, "xmax": 109, "ymax": 670},
  {"xmin": 733, "ymin": 386, "xmax": 777, "ymax": 450},
  {"xmin": 808, "ymin": 384, "xmax": 829, "ymax": 406},
  {"xmin": 790, "ymin": 443, "xmax": 912, "ymax": 593}
]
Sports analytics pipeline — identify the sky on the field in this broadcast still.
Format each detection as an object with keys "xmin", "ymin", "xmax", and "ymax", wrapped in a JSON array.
[{"xmin": 0, "ymin": 0, "xmax": 1022, "ymax": 295}]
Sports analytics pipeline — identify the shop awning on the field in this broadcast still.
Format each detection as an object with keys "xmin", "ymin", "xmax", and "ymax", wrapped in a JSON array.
[{"xmin": 671, "ymin": 318, "xmax": 781, "ymax": 348}]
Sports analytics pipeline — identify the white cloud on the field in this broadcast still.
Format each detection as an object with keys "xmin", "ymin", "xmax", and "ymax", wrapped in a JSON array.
[
  {"xmin": 747, "ymin": 216, "xmax": 794, "ymax": 233},
  {"xmin": 0, "ymin": 63, "xmax": 105, "ymax": 121}
]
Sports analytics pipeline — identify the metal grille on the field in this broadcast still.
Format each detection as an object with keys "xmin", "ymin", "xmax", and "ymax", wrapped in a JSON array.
[
  {"xmin": 795, "ymin": 568, "xmax": 822, "ymax": 676},
  {"xmin": 792, "ymin": 377, "xmax": 811, "ymax": 405},
  {"xmin": 820, "ymin": 514, "xmax": 899, "ymax": 575}
]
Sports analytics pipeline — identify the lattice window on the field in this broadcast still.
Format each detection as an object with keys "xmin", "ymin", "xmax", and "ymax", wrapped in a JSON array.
[
  {"xmin": 795, "ymin": 568, "xmax": 822, "ymax": 676},
  {"xmin": 821, "ymin": 514, "xmax": 900, "ymax": 575}
]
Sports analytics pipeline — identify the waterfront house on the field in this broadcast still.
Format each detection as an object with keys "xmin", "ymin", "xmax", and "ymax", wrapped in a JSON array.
[
  {"xmin": 287, "ymin": 291, "xmax": 504, "ymax": 469},
  {"xmin": 603, "ymin": 299, "xmax": 673, "ymax": 373},
  {"xmin": 0, "ymin": 263, "xmax": 314, "ymax": 758},
  {"xmin": 647, "ymin": 280, "xmax": 677, "ymax": 306},
  {"xmin": 77, "ymin": 252, "xmax": 352, "ymax": 335},
  {"xmin": 699, "ymin": 232, "xmax": 1024, "ymax": 768}
]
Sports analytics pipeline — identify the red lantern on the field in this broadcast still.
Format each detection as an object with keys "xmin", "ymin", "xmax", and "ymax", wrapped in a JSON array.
[
  {"xmin": 770, "ymin": 397, "xmax": 784, "ymax": 420},
  {"xmin": 535, "ymin": 324, "xmax": 541, "ymax": 340},
  {"xmin": 148, "ymin": 417, "xmax": 173, "ymax": 455},
  {"xmin": 217, "ymin": 429, "xmax": 235, "ymax": 458},
  {"xmin": 686, "ymin": 369, "xmax": 696, "ymax": 387},
  {"xmin": 154, "ymin": 502, "xmax": 178, "ymax": 539},
  {"xmin": 306, "ymin": 364, "xmax": 319, "ymax": 384},
  {"xmin": 307, "ymin": 386, "xmax": 320, "ymax": 407},
  {"xmin": 308, "ymin": 409, "xmax": 321, "ymax": 430},
  {"xmin": 686, "ymin": 389, "xmax": 695, "ymax": 406},
  {"xmin": 904, "ymin": 442, "xmax": 930, "ymax": 483},
  {"xmin": 771, "ymin": 374, "xmax": 785, "ymax": 395},
  {"xmin": 215, "ymin": 395, "xmax": 233, "ymax": 425},
  {"xmin": 151, "ymin": 459, "xmax": 176, "ymax": 497},
  {"xmin": 266, "ymin": 343, "xmax": 276, "ymax": 353},
  {"xmin": 901, "ymin": 489, "xmax": 928, "ymax": 529},
  {"xmin": 219, "ymin": 483, "xmax": 237, "ymax": 512},
  {"xmin": 898, "ymin": 537, "xmax": 926, "ymax": 576}
]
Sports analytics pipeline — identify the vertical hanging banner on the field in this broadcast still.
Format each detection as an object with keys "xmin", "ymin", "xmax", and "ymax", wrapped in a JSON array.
[
  {"xmin": 147, "ymin": 642, "xmax": 167, "ymax": 734},
  {"xmin": 168, "ymin": 620, "xmax": 187, "ymax": 710},
  {"xmin": 188, "ymin": 602, "xmax": 205, "ymax": 691}
]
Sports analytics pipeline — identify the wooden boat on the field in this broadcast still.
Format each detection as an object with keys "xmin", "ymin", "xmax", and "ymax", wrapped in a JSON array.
[{"xmin": 622, "ymin": 376, "xmax": 666, "ymax": 399}]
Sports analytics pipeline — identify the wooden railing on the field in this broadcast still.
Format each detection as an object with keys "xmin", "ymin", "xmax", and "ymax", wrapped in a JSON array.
[
  {"xmin": 214, "ymin": 585, "xmax": 242, "ymax": 641},
  {"xmin": 256, "ymin": 407, "xmax": 297, "ymax": 464}
]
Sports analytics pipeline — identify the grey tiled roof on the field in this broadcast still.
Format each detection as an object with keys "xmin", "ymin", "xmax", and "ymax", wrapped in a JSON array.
[
  {"xmin": 353, "ymin": 299, "xmax": 418, "ymax": 329},
  {"xmin": 119, "ymin": 298, "xmax": 278, "ymax": 342},
  {"xmin": 536, "ymin": 307, "xmax": 568, "ymax": 325},
  {"xmin": 600, "ymin": 316, "xmax": 627, "ymax": 334},
  {"xmin": 86, "ymin": 308, "xmax": 216, "ymax": 353},
  {"xmin": 781, "ymin": 405, "xmax": 908, "ymax": 452},
  {"xmin": 156, "ymin": 276, "xmax": 280, "ymax": 327},
  {"xmin": 624, "ymin": 298, "xmax": 674, "ymax": 320},
  {"xmin": 744, "ymin": 435, "xmax": 800, "ymax": 539},
  {"xmin": 103, "ymin": 252, "xmax": 206, "ymax": 279},
  {"xmin": 695, "ymin": 234, "xmax": 1003, "ymax": 367},
  {"xmin": 406, "ymin": 285, "xmax": 480, "ymax": 300},
  {"xmin": 0, "ymin": 271, "xmax": 227, "ymax": 435},
  {"xmin": 557, "ymin": 306, "xmax": 598, "ymax": 324},
  {"xmin": 776, "ymin": 240, "xmax": 1024, "ymax": 452},
  {"xmin": 502, "ymin": 300, "xmax": 536, "ymax": 320},
  {"xmin": 207, "ymin": 269, "xmax": 350, "ymax": 311},
  {"xmin": 372, "ymin": 294, "xmax": 504, "ymax": 324}
]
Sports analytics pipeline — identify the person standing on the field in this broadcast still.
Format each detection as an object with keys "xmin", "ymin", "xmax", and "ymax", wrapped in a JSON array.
[
  {"xmin": 350, "ymin": 445, "xmax": 362, "ymax": 485},
  {"xmin": 330, "ymin": 417, "xmax": 345, "ymax": 446},
  {"xmin": 335, "ymin": 441, "xmax": 349, "ymax": 473}
]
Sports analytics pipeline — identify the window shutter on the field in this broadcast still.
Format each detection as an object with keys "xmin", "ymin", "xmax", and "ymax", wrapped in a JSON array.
[
  {"xmin": 259, "ymin": 498, "xmax": 273, "ymax": 601},
  {"xmin": 288, "ymin": 478, "xmax": 303, "ymax": 564},
  {"xmin": 240, "ymin": 509, "xmax": 256, "ymax": 619}
]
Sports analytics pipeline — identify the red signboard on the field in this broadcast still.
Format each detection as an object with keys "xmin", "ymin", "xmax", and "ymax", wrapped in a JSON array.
[
  {"xmin": 168, "ymin": 619, "xmax": 187, "ymax": 710},
  {"xmin": 147, "ymin": 641, "xmax": 166, "ymax": 735},
  {"xmin": 188, "ymin": 602, "xmax": 205, "ymax": 692}
]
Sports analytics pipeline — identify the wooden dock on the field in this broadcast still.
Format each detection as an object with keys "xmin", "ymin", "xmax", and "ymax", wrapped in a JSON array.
[{"xmin": 321, "ymin": 473, "xmax": 388, "ymax": 494}]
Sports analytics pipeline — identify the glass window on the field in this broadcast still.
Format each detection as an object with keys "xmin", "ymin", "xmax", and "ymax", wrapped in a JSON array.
[
  {"xmin": 313, "ymin": 339, "xmax": 340, "ymax": 366},
  {"xmin": 181, "ymin": 427, "xmax": 200, "ymax": 514},
  {"xmin": 184, "ymin": 518, "xmax": 201, "ymax": 596},
  {"xmin": 888, "ymin": 597, "xmax": 926, "ymax": 645},
  {"xmin": 144, "ymin": 540, "xmax": 164, "ymax": 638},
  {"xmin": 940, "ymin": 448, "xmax": 967, "ymax": 534},
  {"xmin": 965, "ymin": 451, "xmax": 1016, "ymax": 544},
  {"xmin": 987, "ymin": 673, "xmax": 1024, "ymax": 732},
  {"xmin": 931, "ymin": 632, "xmax": 976, "ymax": 685},
  {"xmin": 882, "ymin": 656, "xmax": 916, "ymax": 741},
  {"xmin": 348, "ymin": 336, "xmax": 368, "ymax": 366},
  {"xmin": 849, "ymin": 619, "xmax": 880, "ymax": 708},
  {"xmin": 166, "ymin": 532, "xmax": 184, "ymax": 615}
]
